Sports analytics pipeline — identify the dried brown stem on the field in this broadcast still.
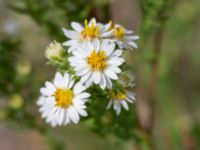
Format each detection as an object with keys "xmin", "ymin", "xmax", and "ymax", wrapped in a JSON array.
[{"xmin": 146, "ymin": 25, "xmax": 165, "ymax": 133}]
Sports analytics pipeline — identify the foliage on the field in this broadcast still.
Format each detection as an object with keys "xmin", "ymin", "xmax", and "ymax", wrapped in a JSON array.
[
  {"xmin": 1, "ymin": 0, "xmax": 200, "ymax": 150},
  {"xmin": 0, "ymin": 37, "xmax": 20, "ymax": 95},
  {"xmin": 7, "ymin": 0, "xmax": 110, "ymax": 40}
]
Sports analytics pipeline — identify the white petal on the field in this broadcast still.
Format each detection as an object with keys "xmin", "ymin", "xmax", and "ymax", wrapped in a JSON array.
[
  {"xmin": 73, "ymin": 98, "xmax": 85, "ymax": 105},
  {"xmin": 68, "ymin": 106, "xmax": 80, "ymax": 124},
  {"xmin": 93, "ymin": 71, "xmax": 101, "ymax": 84},
  {"xmin": 37, "ymin": 97, "xmax": 45, "ymax": 106},
  {"xmin": 63, "ymin": 40, "xmax": 76, "ymax": 46},
  {"xmin": 54, "ymin": 72, "xmax": 63, "ymax": 88},
  {"xmin": 107, "ymin": 58, "xmax": 124, "ymax": 66},
  {"xmin": 83, "ymin": 42, "xmax": 93, "ymax": 52},
  {"xmin": 105, "ymin": 43, "xmax": 115, "ymax": 56},
  {"xmin": 88, "ymin": 18, "xmax": 96, "ymax": 26},
  {"xmin": 64, "ymin": 109, "xmax": 70, "ymax": 125},
  {"xmin": 76, "ymin": 108, "xmax": 88, "ymax": 117},
  {"xmin": 111, "ymin": 67, "xmax": 121, "ymax": 74},
  {"xmin": 100, "ymin": 40, "xmax": 109, "ymax": 50},
  {"xmin": 45, "ymin": 81, "xmax": 56, "ymax": 92},
  {"xmin": 105, "ymin": 76, "xmax": 112, "ymax": 89},
  {"xmin": 104, "ymin": 69, "xmax": 118, "ymax": 80},
  {"xmin": 75, "ymin": 67, "xmax": 90, "ymax": 76},
  {"xmin": 75, "ymin": 92, "xmax": 90, "ymax": 99},
  {"xmin": 114, "ymin": 101, "xmax": 121, "ymax": 115},
  {"xmin": 40, "ymin": 87, "xmax": 53, "ymax": 96},
  {"xmin": 92, "ymin": 39, "xmax": 100, "ymax": 51},
  {"xmin": 125, "ymin": 35, "xmax": 139, "ymax": 40},
  {"xmin": 71, "ymin": 22, "xmax": 83, "ymax": 31},
  {"xmin": 51, "ymin": 107, "xmax": 59, "ymax": 123},
  {"xmin": 72, "ymin": 49, "xmax": 87, "ymax": 58},
  {"xmin": 106, "ymin": 101, "xmax": 113, "ymax": 109},
  {"xmin": 80, "ymin": 72, "xmax": 92, "ymax": 83},
  {"xmin": 101, "ymin": 30, "xmax": 114, "ymax": 37},
  {"xmin": 99, "ymin": 74, "xmax": 106, "ymax": 89},
  {"xmin": 127, "ymin": 41, "xmax": 137, "ymax": 49},
  {"xmin": 62, "ymin": 28, "xmax": 79, "ymax": 39},
  {"xmin": 68, "ymin": 45, "xmax": 76, "ymax": 52},
  {"xmin": 68, "ymin": 56, "xmax": 83, "ymax": 63},
  {"xmin": 68, "ymin": 75, "xmax": 75, "ymax": 88},
  {"xmin": 57, "ymin": 109, "xmax": 65, "ymax": 125},
  {"xmin": 127, "ymin": 92, "xmax": 136, "ymax": 100},
  {"xmin": 111, "ymin": 50, "xmax": 123, "ymax": 57},
  {"xmin": 63, "ymin": 73, "xmax": 70, "ymax": 88},
  {"xmin": 120, "ymin": 100, "xmax": 129, "ymax": 110},
  {"xmin": 73, "ymin": 82, "xmax": 86, "ymax": 95},
  {"xmin": 85, "ymin": 74, "xmax": 94, "ymax": 87}
]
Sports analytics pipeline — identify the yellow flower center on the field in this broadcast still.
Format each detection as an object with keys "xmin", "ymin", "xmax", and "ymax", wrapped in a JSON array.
[
  {"xmin": 53, "ymin": 88, "xmax": 73, "ymax": 108},
  {"xmin": 81, "ymin": 20, "xmax": 99, "ymax": 40},
  {"xmin": 116, "ymin": 92, "xmax": 126, "ymax": 100},
  {"xmin": 114, "ymin": 26, "xmax": 124, "ymax": 39},
  {"xmin": 87, "ymin": 50, "xmax": 106, "ymax": 71},
  {"xmin": 110, "ymin": 91, "xmax": 126, "ymax": 100}
]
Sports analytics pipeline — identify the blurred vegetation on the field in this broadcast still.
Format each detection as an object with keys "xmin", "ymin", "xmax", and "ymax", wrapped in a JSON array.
[
  {"xmin": 0, "ymin": 0, "xmax": 200, "ymax": 150},
  {"xmin": 7, "ymin": 0, "xmax": 110, "ymax": 40}
]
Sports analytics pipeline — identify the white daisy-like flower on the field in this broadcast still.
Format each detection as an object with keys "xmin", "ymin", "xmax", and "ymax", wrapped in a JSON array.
[
  {"xmin": 45, "ymin": 41, "xmax": 64, "ymax": 60},
  {"xmin": 118, "ymin": 71, "xmax": 135, "ymax": 88},
  {"xmin": 62, "ymin": 18, "xmax": 113, "ymax": 52},
  {"xmin": 106, "ymin": 90, "xmax": 135, "ymax": 115},
  {"xmin": 106, "ymin": 21, "xmax": 139, "ymax": 50},
  {"xmin": 37, "ymin": 72, "xmax": 90, "ymax": 127},
  {"xmin": 68, "ymin": 40, "xmax": 124, "ymax": 89}
]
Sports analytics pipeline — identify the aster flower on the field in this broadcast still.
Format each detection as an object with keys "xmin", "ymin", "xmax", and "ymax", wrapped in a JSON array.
[
  {"xmin": 118, "ymin": 71, "xmax": 135, "ymax": 88},
  {"xmin": 106, "ymin": 90, "xmax": 135, "ymax": 115},
  {"xmin": 62, "ymin": 18, "xmax": 113, "ymax": 52},
  {"xmin": 107, "ymin": 21, "xmax": 139, "ymax": 50},
  {"xmin": 45, "ymin": 41, "xmax": 64, "ymax": 60},
  {"xmin": 68, "ymin": 40, "xmax": 124, "ymax": 89},
  {"xmin": 37, "ymin": 72, "xmax": 90, "ymax": 127}
]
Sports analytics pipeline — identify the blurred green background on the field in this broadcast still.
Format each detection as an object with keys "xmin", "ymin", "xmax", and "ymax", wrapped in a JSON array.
[{"xmin": 0, "ymin": 0, "xmax": 200, "ymax": 150}]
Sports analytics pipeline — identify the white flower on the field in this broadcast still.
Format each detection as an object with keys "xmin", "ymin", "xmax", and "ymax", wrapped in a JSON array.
[
  {"xmin": 106, "ymin": 21, "xmax": 139, "ymax": 50},
  {"xmin": 106, "ymin": 90, "xmax": 135, "ymax": 115},
  {"xmin": 37, "ymin": 72, "xmax": 90, "ymax": 127},
  {"xmin": 45, "ymin": 41, "xmax": 64, "ymax": 60},
  {"xmin": 68, "ymin": 40, "xmax": 124, "ymax": 89},
  {"xmin": 62, "ymin": 18, "xmax": 113, "ymax": 52},
  {"xmin": 118, "ymin": 71, "xmax": 135, "ymax": 88}
]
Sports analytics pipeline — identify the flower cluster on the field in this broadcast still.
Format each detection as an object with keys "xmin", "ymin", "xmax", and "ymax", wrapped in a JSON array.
[{"xmin": 37, "ymin": 18, "xmax": 138, "ymax": 127}]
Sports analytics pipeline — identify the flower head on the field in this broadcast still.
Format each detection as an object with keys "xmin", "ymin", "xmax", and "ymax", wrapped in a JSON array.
[
  {"xmin": 81, "ymin": 19, "xmax": 100, "ymax": 40},
  {"xmin": 106, "ymin": 21, "xmax": 139, "ymax": 50},
  {"xmin": 68, "ymin": 40, "xmax": 124, "ymax": 89},
  {"xmin": 37, "ymin": 72, "xmax": 90, "ymax": 127},
  {"xmin": 62, "ymin": 18, "xmax": 113, "ymax": 52},
  {"xmin": 106, "ymin": 90, "xmax": 135, "ymax": 115},
  {"xmin": 45, "ymin": 41, "xmax": 64, "ymax": 60},
  {"xmin": 118, "ymin": 71, "xmax": 135, "ymax": 88}
]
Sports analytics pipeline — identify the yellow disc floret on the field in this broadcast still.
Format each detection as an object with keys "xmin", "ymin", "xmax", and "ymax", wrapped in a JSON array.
[
  {"xmin": 116, "ymin": 92, "xmax": 126, "ymax": 100},
  {"xmin": 114, "ymin": 26, "xmax": 124, "ymax": 39},
  {"xmin": 87, "ymin": 50, "xmax": 106, "ymax": 71},
  {"xmin": 53, "ymin": 88, "xmax": 73, "ymax": 108},
  {"xmin": 81, "ymin": 19, "xmax": 99, "ymax": 40},
  {"xmin": 110, "ymin": 91, "xmax": 126, "ymax": 100}
]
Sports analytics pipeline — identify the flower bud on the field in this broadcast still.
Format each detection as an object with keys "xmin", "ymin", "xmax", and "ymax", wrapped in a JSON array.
[{"xmin": 45, "ymin": 41, "xmax": 64, "ymax": 60}]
